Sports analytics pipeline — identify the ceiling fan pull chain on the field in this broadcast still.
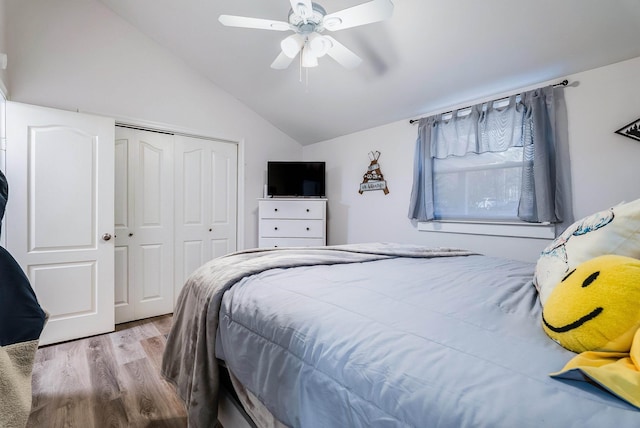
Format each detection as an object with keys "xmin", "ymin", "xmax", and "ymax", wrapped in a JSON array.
[{"xmin": 299, "ymin": 53, "xmax": 303, "ymax": 82}]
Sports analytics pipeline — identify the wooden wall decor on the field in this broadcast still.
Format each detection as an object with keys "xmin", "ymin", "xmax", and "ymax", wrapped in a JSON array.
[
  {"xmin": 359, "ymin": 151, "xmax": 389, "ymax": 195},
  {"xmin": 615, "ymin": 117, "xmax": 640, "ymax": 142}
]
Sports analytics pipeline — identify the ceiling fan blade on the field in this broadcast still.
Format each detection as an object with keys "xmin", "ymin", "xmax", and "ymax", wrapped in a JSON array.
[
  {"xmin": 323, "ymin": 0, "xmax": 394, "ymax": 31},
  {"xmin": 324, "ymin": 36, "xmax": 362, "ymax": 69},
  {"xmin": 271, "ymin": 52, "xmax": 296, "ymax": 69},
  {"xmin": 219, "ymin": 15, "xmax": 291, "ymax": 31},
  {"xmin": 289, "ymin": 0, "xmax": 314, "ymax": 19}
]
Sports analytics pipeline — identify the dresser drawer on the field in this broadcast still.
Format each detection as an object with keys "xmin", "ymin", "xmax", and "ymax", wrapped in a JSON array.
[
  {"xmin": 257, "ymin": 198, "xmax": 327, "ymax": 248},
  {"xmin": 260, "ymin": 219, "xmax": 324, "ymax": 238},
  {"xmin": 259, "ymin": 237, "xmax": 325, "ymax": 248},
  {"xmin": 259, "ymin": 199, "xmax": 325, "ymax": 219}
]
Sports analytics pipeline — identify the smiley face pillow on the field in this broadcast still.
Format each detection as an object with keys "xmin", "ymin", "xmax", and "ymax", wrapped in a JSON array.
[{"xmin": 542, "ymin": 254, "xmax": 640, "ymax": 408}]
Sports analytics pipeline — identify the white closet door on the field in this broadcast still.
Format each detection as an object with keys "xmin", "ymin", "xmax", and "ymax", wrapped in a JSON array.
[
  {"xmin": 114, "ymin": 134, "xmax": 133, "ymax": 322},
  {"xmin": 5, "ymin": 102, "xmax": 115, "ymax": 345},
  {"xmin": 174, "ymin": 135, "xmax": 237, "ymax": 303},
  {"xmin": 114, "ymin": 127, "xmax": 174, "ymax": 323}
]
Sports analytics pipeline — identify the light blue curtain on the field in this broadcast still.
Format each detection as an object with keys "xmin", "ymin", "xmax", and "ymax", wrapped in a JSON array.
[
  {"xmin": 407, "ymin": 118, "xmax": 436, "ymax": 221},
  {"xmin": 408, "ymin": 85, "xmax": 573, "ymax": 229}
]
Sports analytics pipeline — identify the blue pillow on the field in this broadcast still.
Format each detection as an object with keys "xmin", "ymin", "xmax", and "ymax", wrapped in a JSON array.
[{"xmin": 0, "ymin": 246, "xmax": 47, "ymax": 346}]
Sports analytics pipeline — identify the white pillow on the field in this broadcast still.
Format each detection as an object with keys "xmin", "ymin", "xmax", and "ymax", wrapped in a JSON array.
[{"xmin": 534, "ymin": 198, "xmax": 640, "ymax": 306}]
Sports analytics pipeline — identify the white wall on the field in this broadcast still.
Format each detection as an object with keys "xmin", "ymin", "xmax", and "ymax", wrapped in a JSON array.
[
  {"xmin": 4, "ymin": 0, "xmax": 303, "ymax": 249},
  {"xmin": 305, "ymin": 56, "xmax": 640, "ymax": 262},
  {"xmin": 0, "ymin": 0, "xmax": 7, "ymax": 94},
  {"xmin": 565, "ymin": 57, "xmax": 640, "ymax": 216}
]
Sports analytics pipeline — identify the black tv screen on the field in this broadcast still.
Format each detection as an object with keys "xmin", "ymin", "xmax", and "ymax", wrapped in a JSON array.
[{"xmin": 267, "ymin": 161, "xmax": 326, "ymax": 197}]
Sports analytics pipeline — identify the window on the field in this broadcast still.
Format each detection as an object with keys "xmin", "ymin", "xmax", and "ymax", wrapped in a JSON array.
[
  {"xmin": 408, "ymin": 85, "xmax": 572, "ymax": 233},
  {"xmin": 434, "ymin": 147, "xmax": 523, "ymax": 221}
]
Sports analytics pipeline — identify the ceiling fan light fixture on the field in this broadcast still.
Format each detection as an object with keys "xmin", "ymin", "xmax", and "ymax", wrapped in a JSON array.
[
  {"xmin": 308, "ymin": 33, "xmax": 332, "ymax": 58},
  {"xmin": 293, "ymin": 2, "xmax": 311, "ymax": 18},
  {"xmin": 281, "ymin": 34, "xmax": 304, "ymax": 58},
  {"xmin": 301, "ymin": 46, "xmax": 319, "ymax": 67}
]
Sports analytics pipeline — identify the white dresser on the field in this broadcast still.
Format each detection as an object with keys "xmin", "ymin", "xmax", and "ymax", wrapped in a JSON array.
[{"xmin": 258, "ymin": 198, "xmax": 327, "ymax": 248}]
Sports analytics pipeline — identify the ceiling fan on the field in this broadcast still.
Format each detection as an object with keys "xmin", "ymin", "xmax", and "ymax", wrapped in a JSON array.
[{"xmin": 218, "ymin": 0, "xmax": 394, "ymax": 70}]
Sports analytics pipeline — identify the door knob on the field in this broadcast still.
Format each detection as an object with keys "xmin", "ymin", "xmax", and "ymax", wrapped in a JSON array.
[{"xmin": 102, "ymin": 233, "xmax": 112, "ymax": 241}]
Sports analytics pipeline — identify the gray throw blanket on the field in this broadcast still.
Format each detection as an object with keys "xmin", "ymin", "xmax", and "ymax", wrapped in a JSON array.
[{"xmin": 161, "ymin": 243, "xmax": 475, "ymax": 428}]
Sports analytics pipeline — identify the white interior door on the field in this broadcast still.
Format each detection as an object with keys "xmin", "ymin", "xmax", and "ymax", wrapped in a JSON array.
[
  {"xmin": 114, "ymin": 126, "xmax": 174, "ymax": 323},
  {"xmin": 5, "ymin": 102, "xmax": 115, "ymax": 346},
  {"xmin": 174, "ymin": 135, "xmax": 237, "ymax": 302}
]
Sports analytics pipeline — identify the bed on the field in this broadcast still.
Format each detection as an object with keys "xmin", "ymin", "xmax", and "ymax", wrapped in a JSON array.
[{"xmin": 162, "ymin": 242, "xmax": 640, "ymax": 428}]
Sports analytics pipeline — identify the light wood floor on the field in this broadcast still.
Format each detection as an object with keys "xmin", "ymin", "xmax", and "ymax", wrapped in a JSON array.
[{"xmin": 27, "ymin": 315, "xmax": 189, "ymax": 428}]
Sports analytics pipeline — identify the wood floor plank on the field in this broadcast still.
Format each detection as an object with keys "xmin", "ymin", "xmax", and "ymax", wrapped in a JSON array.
[
  {"xmin": 119, "ymin": 358, "xmax": 186, "ymax": 426},
  {"xmin": 110, "ymin": 320, "xmax": 163, "ymax": 366},
  {"xmin": 151, "ymin": 315, "xmax": 174, "ymax": 336},
  {"xmin": 87, "ymin": 336, "xmax": 123, "ymax": 401},
  {"xmin": 28, "ymin": 345, "xmax": 61, "ymax": 426},
  {"xmin": 27, "ymin": 315, "xmax": 188, "ymax": 428},
  {"xmin": 86, "ymin": 336, "xmax": 130, "ymax": 426},
  {"xmin": 48, "ymin": 340, "xmax": 96, "ymax": 427},
  {"xmin": 140, "ymin": 335, "xmax": 167, "ymax": 372}
]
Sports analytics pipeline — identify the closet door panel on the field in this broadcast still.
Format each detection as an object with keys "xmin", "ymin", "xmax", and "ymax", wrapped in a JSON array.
[
  {"xmin": 211, "ymin": 239, "xmax": 231, "ymax": 260},
  {"xmin": 134, "ymin": 243, "xmax": 168, "ymax": 319},
  {"xmin": 178, "ymin": 148, "xmax": 206, "ymax": 284},
  {"xmin": 182, "ymin": 240, "xmax": 204, "ymax": 282},
  {"xmin": 139, "ymin": 142, "xmax": 163, "ymax": 226},
  {"xmin": 133, "ymin": 132, "xmax": 173, "ymax": 318},
  {"xmin": 212, "ymin": 151, "xmax": 230, "ymax": 224},
  {"xmin": 114, "ymin": 137, "xmax": 134, "ymax": 322},
  {"xmin": 114, "ymin": 139, "xmax": 129, "ymax": 230},
  {"xmin": 175, "ymin": 138, "xmax": 210, "ymax": 291},
  {"xmin": 114, "ymin": 246, "xmax": 132, "ymax": 320},
  {"xmin": 210, "ymin": 145, "xmax": 237, "ymax": 258},
  {"xmin": 114, "ymin": 127, "xmax": 173, "ymax": 323},
  {"xmin": 183, "ymin": 149, "xmax": 204, "ymax": 225},
  {"xmin": 174, "ymin": 135, "xmax": 237, "ymax": 303}
]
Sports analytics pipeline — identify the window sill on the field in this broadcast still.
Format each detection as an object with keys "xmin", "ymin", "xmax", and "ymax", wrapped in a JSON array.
[{"xmin": 417, "ymin": 220, "xmax": 555, "ymax": 239}]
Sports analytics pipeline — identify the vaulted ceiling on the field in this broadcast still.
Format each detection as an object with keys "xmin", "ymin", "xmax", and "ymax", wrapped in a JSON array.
[{"xmin": 98, "ymin": 0, "xmax": 640, "ymax": 145}]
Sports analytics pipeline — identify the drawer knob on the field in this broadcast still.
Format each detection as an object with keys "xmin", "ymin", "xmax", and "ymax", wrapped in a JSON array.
[
  {"xmin": 306, "ymin": 227, "xmax": 310, "ymax": 231},
  {"xmin": 274, "ymin": 208, "xmax": 278, "ymax": 212},
  {"xmin": 306, "ymin": 209, "xmax": 310, "ymax": 212},
  {"xmin": 274, "ymin": 227, "xmax": 278, "ymax": 230}
]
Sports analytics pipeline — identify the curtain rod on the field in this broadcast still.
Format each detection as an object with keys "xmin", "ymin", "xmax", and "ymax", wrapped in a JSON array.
[{"xmin": 409, "ymin": 79, "xmax": 569, "ymax": 124}]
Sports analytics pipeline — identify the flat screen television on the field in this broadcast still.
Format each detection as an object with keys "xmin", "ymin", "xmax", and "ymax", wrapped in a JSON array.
[{"xmin": 267, "ymin": 161, "xmax": 326, "ymax": 197}]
